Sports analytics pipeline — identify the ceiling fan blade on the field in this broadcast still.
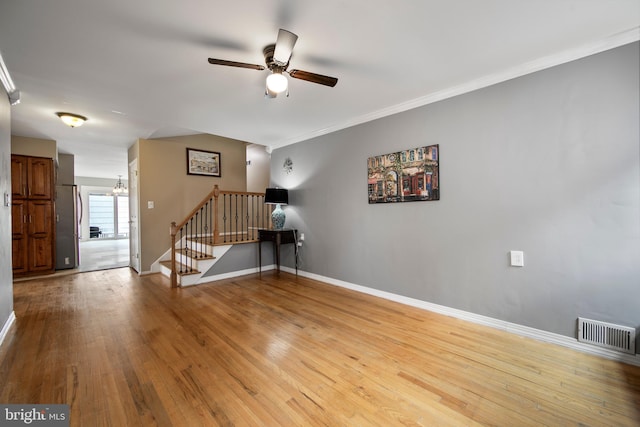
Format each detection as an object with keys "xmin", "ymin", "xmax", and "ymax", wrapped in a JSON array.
[
  {"xmin": 208, "ymin": 58, "xmax": 265, "ymax": 71},
  {"xmin": 288, "ymin": 69, "xmax": 338, "ymax": 87},
  {"xmin": 273, "ymin": 29, "xmax": 298, "ymax": 65}
]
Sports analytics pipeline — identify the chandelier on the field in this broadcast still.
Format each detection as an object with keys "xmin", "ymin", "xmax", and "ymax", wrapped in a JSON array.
[{"xmin": 113, "ymin": 175, "xmax": 128, "ymax": 195}]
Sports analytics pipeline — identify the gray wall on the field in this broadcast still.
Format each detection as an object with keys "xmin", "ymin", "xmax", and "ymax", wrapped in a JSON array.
[
  {"xmin": 270, "ymin": 42, "xmax": 640, "ymax": 344},
  {"xmin": 0, "ymin": 84, "xmax": 13, "ymax": 332},
  {"xmin": 57, "ymin": 153, "xmax": 74, "ymax": 185},
  {"xmin": 203, "ymin": 242, "xmax": 274, "ymax": 277}
]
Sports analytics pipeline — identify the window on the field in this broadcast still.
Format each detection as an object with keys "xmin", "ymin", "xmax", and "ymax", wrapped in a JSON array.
[{"xmin": 89, "ymin": 193, "xmax": 129, "ymax": 239}]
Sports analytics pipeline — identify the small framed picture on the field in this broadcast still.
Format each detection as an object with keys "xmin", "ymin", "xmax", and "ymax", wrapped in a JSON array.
[{"xmin": 186, "ymin": 148, "xmax": 221, "ymax": 177}]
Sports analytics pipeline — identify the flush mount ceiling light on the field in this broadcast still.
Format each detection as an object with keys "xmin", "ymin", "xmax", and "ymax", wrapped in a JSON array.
[{"xmin": 56, "ymin": 112, "xmax": 87, "ymax": 128}]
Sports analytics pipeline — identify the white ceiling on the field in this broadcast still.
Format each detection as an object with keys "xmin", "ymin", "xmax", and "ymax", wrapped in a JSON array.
[{"xmin": 1, "ymin": 0, "xmax": 638, "ymax": 179}]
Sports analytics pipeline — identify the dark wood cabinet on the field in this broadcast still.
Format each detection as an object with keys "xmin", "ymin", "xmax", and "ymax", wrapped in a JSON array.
[
  {"xmin": 11, "ymin": 155, "xmax": 53, "ymax": 199},
  {"xmin": 11, "ymin": 156, "xmax": 27, "ymax": 198},
  {"xmin": 11, "ymin": 155, "xmax": 55, "ymax": 277},
  {"xmin": 11, "ymin": 200, "xmax": 28, "ymax": 275}
]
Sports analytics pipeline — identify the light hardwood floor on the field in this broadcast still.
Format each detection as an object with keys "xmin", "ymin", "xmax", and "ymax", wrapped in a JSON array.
[
  {"xmin": 79, "ymin": 238, "xmax": 129, "ymax": 272},
  {"xmin": 1, "ymin": 269, "xmax": 639, "ymax": 426}
]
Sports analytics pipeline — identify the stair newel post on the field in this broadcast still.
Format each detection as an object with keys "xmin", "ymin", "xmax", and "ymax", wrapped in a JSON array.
[
  {"xmin": 170, "ymin": 221, "xmax": 178, "ymax": 288},
  {"xmin": 213, "ymin": 185, "xmax": 220, "ymax": 245}
]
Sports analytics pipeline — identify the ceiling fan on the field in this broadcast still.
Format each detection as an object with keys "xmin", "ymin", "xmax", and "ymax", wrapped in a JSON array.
[{"xmin": 207, "ymin": 29, "xmax": 338, "ymax": 98}]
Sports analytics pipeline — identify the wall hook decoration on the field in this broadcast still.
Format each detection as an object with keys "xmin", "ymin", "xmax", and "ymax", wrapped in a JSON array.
[{"xmin": 283, "ymin": 157, "xmax": 293, "ymax": 174}]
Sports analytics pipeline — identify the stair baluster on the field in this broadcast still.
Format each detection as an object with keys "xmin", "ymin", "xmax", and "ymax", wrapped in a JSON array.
[
  {"xmin": 222, "ymin": 193, "xmax": 228, "ymax": 244},
  {"xmin": 235, "ymin": 194, "xmax": 239, "ymax": 242}
]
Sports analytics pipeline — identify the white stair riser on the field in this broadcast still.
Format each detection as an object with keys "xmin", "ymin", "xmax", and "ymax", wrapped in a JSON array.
[
  {"xmin": 160, "ymin": 245, "xmax": 233, "ymax": 287},
  {"xmin": 183, "ymin": 240, "xmax": 214, "ymax": 255},
  {"xmin": 176, "ymin": 252, "xmax": 213, "ymax": 266}
]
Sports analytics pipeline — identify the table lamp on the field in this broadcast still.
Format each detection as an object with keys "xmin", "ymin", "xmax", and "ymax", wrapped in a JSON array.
[{"xmin": 264, "ymin": 188, "xmax": 289, "ymax": 230}]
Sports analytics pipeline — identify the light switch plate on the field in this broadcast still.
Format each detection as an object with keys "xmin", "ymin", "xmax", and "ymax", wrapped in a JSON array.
[
  {"xmin": 510, "ymin": 250, "xmax": 524, "ymax": 267},
  {"xmin": 148, "ymin": 201, "xmax": 154, "ymax": 209}
]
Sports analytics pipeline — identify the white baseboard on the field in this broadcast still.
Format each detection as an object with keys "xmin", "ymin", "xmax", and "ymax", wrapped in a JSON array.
[
  {"xmin": 0, "ymin": 311, "xmax": 16, "ymax": 349},
  {"xmin": 282, "ymin": 267, "xmax": 640, "ymax": 367}
]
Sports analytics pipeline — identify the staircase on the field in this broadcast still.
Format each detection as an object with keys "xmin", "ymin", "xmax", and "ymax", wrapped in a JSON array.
[
  {"xmin": 160, "ymin": 185, "xmax": 270, "ymax": 287},
  {"xmin": 158, "ymin": 235, "xmax": 232, "ymax": 286}
]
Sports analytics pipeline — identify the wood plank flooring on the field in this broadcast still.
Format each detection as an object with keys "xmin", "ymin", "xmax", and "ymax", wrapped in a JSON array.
[
  {"xmin": 79, "ymin": 238, "xmax": 129, "ymax": 272},
  {"xmin": 1, "ymin": 268, "xmax": 639, "ymax": 426}
]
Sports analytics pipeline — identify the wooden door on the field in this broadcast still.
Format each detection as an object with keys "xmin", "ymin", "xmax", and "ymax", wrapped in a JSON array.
[
  {"xmin": 11, "ymin": 155, "xmax": 28, "ymax": 199},
  {"xmin": 11, "ymin": 155, "xmax": 55, "ymax": 276},
  {"xmin": 27, "ymin": 200, "xmax": 54, "ymax": 272},
  {"xmin": 129, "ymin": 159, "xmax": 140, "ymax": 272},
  {"xmin": 11, "ymin": 200, "xmax": 28, "ymax": 275},
  {"xmin": 27, "ymin": 157, "xmax": 53, "ymax": 199}
]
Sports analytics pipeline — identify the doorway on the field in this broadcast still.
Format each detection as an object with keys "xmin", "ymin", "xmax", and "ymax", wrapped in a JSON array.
[
  {"xmin": 78, "ymin": 183, "xmax": 130, "ymax": 272},
  {"xmin": 87, "ymin": 193, "xmax": 129, "ymax": 239},
  {"xmin": 78, "ymin": 239, "xmax": 129, "ymax": 272}
]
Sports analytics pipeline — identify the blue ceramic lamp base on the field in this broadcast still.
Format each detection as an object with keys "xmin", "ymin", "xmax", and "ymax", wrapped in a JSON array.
[{"xmin": 272, "ymin": 204, "xmax": 286, "ymax": 230}]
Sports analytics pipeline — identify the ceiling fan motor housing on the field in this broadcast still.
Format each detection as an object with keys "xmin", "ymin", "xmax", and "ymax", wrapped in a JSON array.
[{"xmin": 263, "ymin": 44, "xmax": 287, "ymax": 71}]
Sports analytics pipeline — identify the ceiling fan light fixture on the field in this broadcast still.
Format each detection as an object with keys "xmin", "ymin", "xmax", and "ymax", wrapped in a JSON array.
[
  {"xmin": 266, "ymin": 72, "xmax": 288, "ymax": 94},
  {"xmin": 56, "ymin": 112, "xmax": 87, "ymax": 128}
]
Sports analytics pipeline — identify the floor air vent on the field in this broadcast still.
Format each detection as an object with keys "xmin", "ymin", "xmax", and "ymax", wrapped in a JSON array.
[{"xmin": 578, "ymin": 317, "xmax": 636, "ymax": 355}]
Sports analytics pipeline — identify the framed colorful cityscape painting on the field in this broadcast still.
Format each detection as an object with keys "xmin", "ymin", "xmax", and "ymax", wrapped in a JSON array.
[{"xmin": 367, "ymin": 144, "xmax": 439, "ymax": 204}]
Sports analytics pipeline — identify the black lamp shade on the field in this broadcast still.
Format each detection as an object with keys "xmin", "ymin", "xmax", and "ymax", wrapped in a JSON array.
[{"xmin": 264, "ymin": 188, "xmax": 288, "ymax": 205}]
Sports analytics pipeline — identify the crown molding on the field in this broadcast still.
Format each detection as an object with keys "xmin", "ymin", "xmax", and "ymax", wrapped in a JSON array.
[{"xmin": 273, "ymin": 27, "xmax": 640, "ymax": 150}]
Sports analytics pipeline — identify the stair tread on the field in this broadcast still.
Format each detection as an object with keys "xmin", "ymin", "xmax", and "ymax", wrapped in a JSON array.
[
  {"xmin": 175, "ymin": 248, "xmax": 215, "ymax": 260},
  {"xmin": 160, "ymin": 260, "xmax": 201, "ymax": 276},
  {"xmin": 185, "ymin": 236, "xmax": 216, "ymax": 244}
]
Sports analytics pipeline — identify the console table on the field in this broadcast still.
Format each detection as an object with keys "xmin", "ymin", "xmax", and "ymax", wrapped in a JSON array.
[{"xmin": 258, "ymin": 229, "xmax": 298, "ymax": 274}]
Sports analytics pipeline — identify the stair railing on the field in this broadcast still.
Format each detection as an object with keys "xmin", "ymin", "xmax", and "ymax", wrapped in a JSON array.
[{"xmin": 169, "ymin": 185, "xmax": 270, "ymax": 287}]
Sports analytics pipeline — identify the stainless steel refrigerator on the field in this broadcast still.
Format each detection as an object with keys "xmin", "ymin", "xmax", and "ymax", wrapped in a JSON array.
[{"xmin": 55, "ymin": 184, "xmax": 79, "ymax": 269}]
